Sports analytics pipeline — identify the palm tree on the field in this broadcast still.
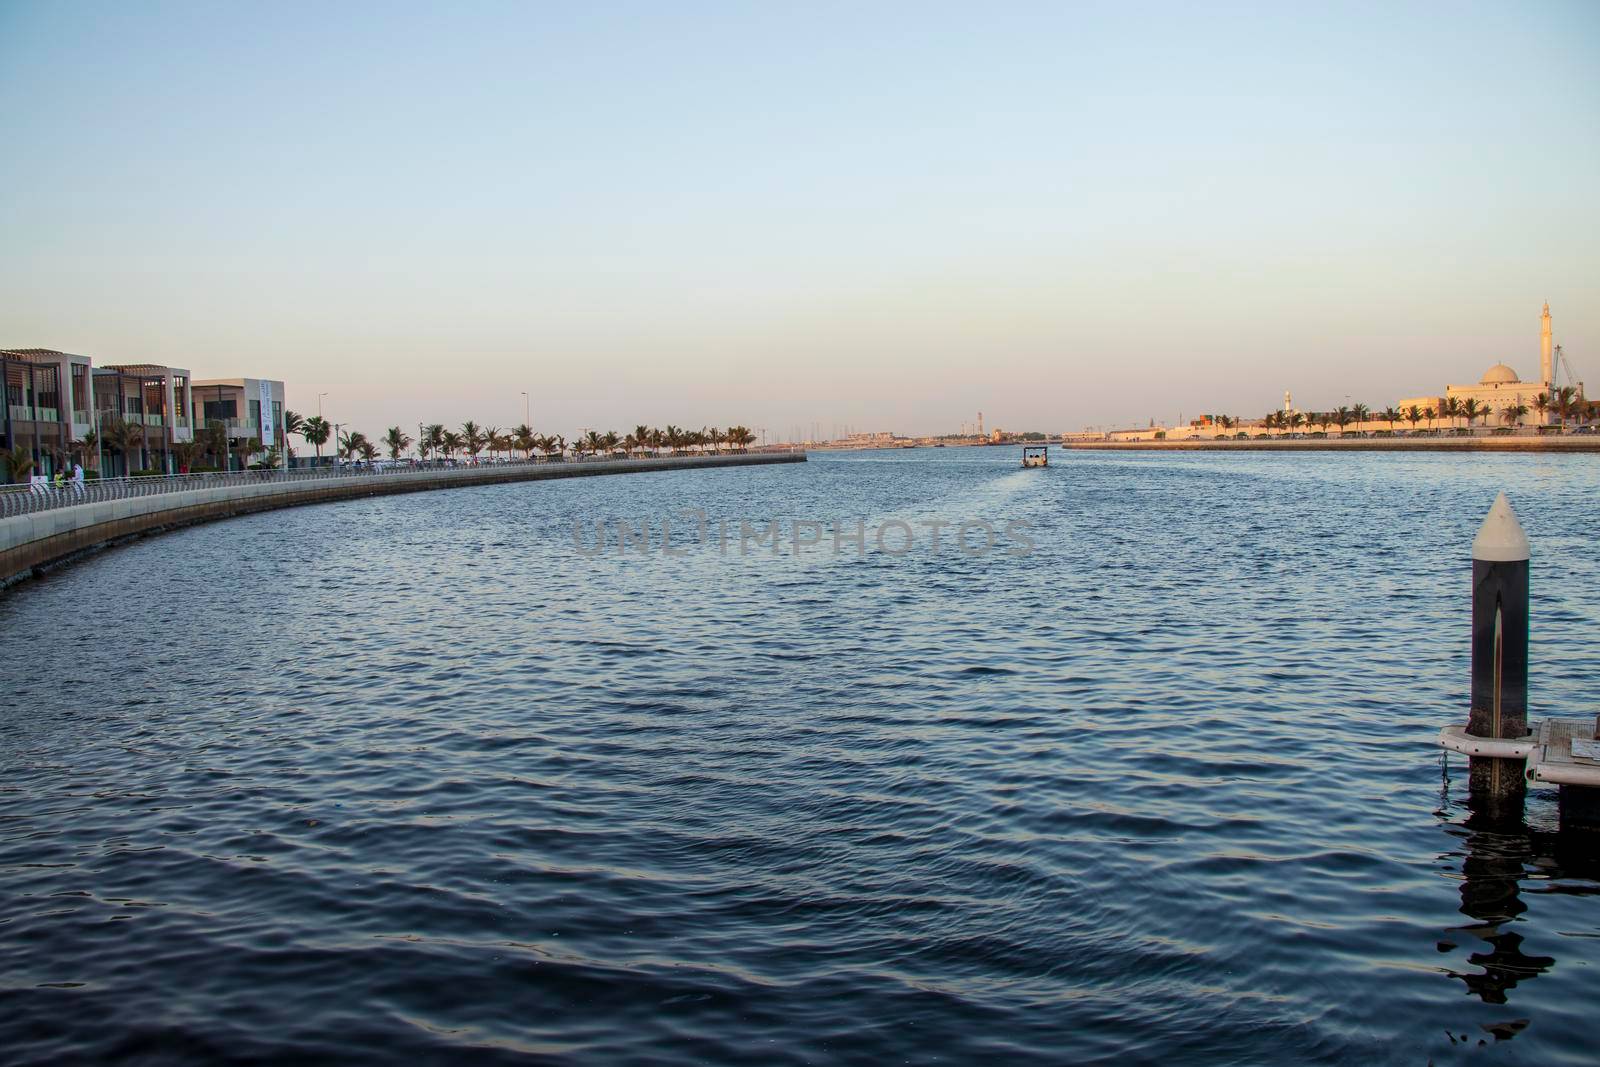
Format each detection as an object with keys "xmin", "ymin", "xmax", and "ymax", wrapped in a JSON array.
[
  {"xmin": 199, "ymin": 419, "xmax": 229, "ymax": 470},
  {"xmin": 1502, "ymin": 403, "xmax": 1528, "ymax": 427},
  {"xmin": 1381, "ymin": 407, "xmax": 1400, "ymax": 431},
  {"xmin": 1441, "ymin": 396, "xmax": 1460, "ymax": 430},
  {"xmin": 1351, "ymin": 403, "xmax": 1369, "ymax": 432},
  {"xmin": 1555, "ymin": 385, "xmax": 1578, "ymax": 429},
  {"xmin": 727, "ymin": 425, "xmax": 755, "ymax": 452},
  {"xmin": 301, "ymin": 415, "xmax": 331, "ymax": 464},
  {"xmin": 582, "ymin": 429, "xmax": 604, "ymax": 457},
  {"xmin": 513, "ymin": 424, "xmax": 535, "ymax": 459},
  {"xmin": 441, "ymin": 430, "xmax": 463, "ymax": 460},
  {"xmin": 482, "ymin": 426, "xmax": 502, "ymax": 460},
  {"xmin": 422, "ymin": 424, "xmax": 445, "ymax": 461},
  {"xmin": 172, "ymin": 439, "xmax": 202, "ymax": 474},
  {"xmin": 384, "ymin": 426, "xmax": 413, "ymax": 460},
  {"xmin": 75, "ymin": 430, "xmax": 100, "ymax": 472},
  {"xmin": 102, "ymin": 417, "xmax": 146, "ymax": 475},
  {"xmin": 1288, "ymin": 411, "xmax": 1305, "ymax": 434},
  {"xmin": 461, "ymin": 421, "xmax": 485, "ymax": 461},
  {"xmin": 282, "ymin": 410, "xmax": 305, "ymax": 450},
  {"xmin": 1423, "ymin": 406, "xmax": 1436, "ymax": 431},
  {"xmin": 1533, "ymin": 392, "xmax": 1550, "ymax": 426},
  {"xmin": 1460, "ymin": 398, "xmax": 1482, "ymax": 431},
  {"xmin": 3, "ymin": 444, "xmax": 36, "ymax": 483},
  {"xmin": 1317, "ymin": 412, "xmax": 1333, "ymax": 434},
  {"xmin": 601, "ymin": 430, "xmax": 620, "ymax": 456},
  {"xmin": 1404, "ymin": 405, "xmax": 1422, "ymax": 432},
  {"xmin": 358, "ymin": 439, "xmax": 378, "ymax": 464},
  {"xmin": 1334, "ymin": 406, "xmax": 1351, "ymax": 434}
]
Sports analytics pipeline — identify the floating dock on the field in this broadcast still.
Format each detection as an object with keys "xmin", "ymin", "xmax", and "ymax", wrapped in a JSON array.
[{"xmin": 1438, "ymin": 718, "xmax": 1600, "ymax": 788}]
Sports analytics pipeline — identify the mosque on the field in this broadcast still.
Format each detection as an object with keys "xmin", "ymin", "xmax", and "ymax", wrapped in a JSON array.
[{"xmin": 1398, "ymin": 303, "xmax": 1582, "ymax": 424}]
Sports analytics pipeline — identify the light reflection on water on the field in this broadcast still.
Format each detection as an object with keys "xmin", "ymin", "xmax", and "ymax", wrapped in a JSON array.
[{"xmin": 1, "ymin": 448, "xmax": 1597, "ymax": 1065}]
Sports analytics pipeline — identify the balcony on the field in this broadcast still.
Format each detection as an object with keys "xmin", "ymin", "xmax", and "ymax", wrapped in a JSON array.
[{"xmin": 8, "ymin": 404, "xmax": 59, "ymax": 423}]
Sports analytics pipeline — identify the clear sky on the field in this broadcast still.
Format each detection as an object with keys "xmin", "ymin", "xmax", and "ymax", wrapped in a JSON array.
[{"xmin": 2, "ymin": 1, "xmax": 1596, "ymax": 440}]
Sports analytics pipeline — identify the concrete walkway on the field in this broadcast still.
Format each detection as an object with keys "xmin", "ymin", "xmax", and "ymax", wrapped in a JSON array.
[{"xmin": 0, "ymin": 452, "xmax": 805, "ymax": 589}]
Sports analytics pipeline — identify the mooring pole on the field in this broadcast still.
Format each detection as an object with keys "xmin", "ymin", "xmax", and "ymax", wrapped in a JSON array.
[{"xmin": 1467, "ymin": 492, "xmax": 1531, "ymax": 810}]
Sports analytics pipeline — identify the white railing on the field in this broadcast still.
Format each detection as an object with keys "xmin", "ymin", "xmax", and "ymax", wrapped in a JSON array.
[{"xmin": 0, "ymin": 451, "xmax": 772, "ymax": 519}]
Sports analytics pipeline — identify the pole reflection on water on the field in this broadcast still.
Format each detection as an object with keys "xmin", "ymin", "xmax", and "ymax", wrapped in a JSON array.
[{"xmin": 1438, "ymin": 754, "xmax": 1600, "ymax": 1048}]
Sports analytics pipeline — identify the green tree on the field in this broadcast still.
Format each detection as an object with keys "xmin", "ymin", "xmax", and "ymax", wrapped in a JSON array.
[
  {"xmin": 461, "ymin": 421, "xmax": 485, "ymax": 460},
  {"xmin": 1554, "ymin": 385, "xmax": 1579, "ymax": 428},
  {"xmin": 103, "ymin": 417, "xmax": 147, "ymax": 475},
  {"xmin": 384, "ymin": 426, "xmax": 413, "ymax": 460},
  {"xmin": 3, "ymin": 444, "xmax": 36, "ymax": 483},
  {"xmin": 301, "ymin": 415, "xmax": 331, "ymax": 463},
  {"xmin": 513, "ymin": 424, "xmax": 535, "ymax": 459}
]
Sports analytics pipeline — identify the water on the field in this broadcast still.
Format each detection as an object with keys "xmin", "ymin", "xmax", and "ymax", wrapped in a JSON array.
[{"xmin": 2, "ymin": 448, "xmax": 1597, "ymax": 1065}]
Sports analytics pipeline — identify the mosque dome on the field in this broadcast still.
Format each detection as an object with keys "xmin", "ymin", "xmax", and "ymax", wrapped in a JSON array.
[{"xmin": 1479, "ymin": 363, "xmax": 1520, "ymax": 385}]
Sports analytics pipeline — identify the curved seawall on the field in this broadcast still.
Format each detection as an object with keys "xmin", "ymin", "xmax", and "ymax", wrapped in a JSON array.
[{"xmin": 0, "ymin": 453, "xmax": 804, "ymax": 589}]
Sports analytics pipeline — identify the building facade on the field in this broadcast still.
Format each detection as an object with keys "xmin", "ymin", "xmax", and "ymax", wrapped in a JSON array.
[
  {"xmin": 1, "ymin": 348, "xmax": 95, "ymax": 477},
  {"xmin": 191, "ymin": 377, "xmax": 287, "ymax": 469},
  {"xmin": 93, "ymin": 364, "xmax": 193, "ymax": 475}
]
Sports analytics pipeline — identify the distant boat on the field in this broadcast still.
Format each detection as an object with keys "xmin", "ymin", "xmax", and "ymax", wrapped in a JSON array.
[{"xmin": 1022, "ymin": 445, "xmax": 1048, "ymax": 468}]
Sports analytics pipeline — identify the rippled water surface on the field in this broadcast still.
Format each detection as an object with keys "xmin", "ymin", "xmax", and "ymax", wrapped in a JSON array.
[{"xmin": 3, "ymin": 449, "xmax": 1598, "ymax": 1065}]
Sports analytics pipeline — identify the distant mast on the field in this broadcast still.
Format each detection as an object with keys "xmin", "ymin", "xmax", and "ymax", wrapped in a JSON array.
[{"xmin": 1541, "ymin": 301, "xmax": 1553, "ymax": 389}]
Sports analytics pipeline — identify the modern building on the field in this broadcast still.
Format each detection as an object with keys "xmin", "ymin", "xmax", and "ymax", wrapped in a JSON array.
[
  {"xmin": 1, "ymin": 348, "xmax": 95, "ymax": 477},
  {"xmin": 191, "ymin": 377, "xmax": 287, "ymax": 469},
  {"xmin": 92, "ymin": 364, "xmax": 193, "ymax": 475}
]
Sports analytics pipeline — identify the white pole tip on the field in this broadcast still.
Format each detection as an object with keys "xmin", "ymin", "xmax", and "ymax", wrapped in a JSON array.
[{"xmin": 1472, "ymin": 491, "xmax": 1530, "ymax": 562}]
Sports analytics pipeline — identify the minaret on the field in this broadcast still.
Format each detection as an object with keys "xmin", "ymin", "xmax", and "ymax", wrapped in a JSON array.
[
  {"xmin": 1540, "ymin": 301, "xmax": 1553, "ymax": 389},
  {"xmin": 1284, "ymin": 390, "xmax": 1292, "ymax": 415}
]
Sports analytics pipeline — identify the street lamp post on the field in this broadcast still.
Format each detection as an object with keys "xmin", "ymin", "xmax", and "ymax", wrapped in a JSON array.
[
  {"xmin": 318, "ymin": 392, "xmax": 328, "ymax": 418},
  {"xmin": 521, "ymin": 391, "xmax": 529, "ymax": 426}
]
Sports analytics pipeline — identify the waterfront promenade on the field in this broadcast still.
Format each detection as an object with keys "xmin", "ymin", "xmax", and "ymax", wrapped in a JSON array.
[{"xmin": 0, "ymin": 452, "xmax": 804, "ymax": 587}]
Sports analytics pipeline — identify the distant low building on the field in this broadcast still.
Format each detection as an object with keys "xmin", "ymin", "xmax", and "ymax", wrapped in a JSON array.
[{"xmin": 1398, "ymin": 303, "xmax": 1583, "ymax": 426}]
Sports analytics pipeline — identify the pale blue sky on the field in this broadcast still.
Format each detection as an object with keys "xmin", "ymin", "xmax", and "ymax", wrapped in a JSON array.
[{"xmin": 2, "ymin": 1, "xmax": 1596, "ymax": 439}]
